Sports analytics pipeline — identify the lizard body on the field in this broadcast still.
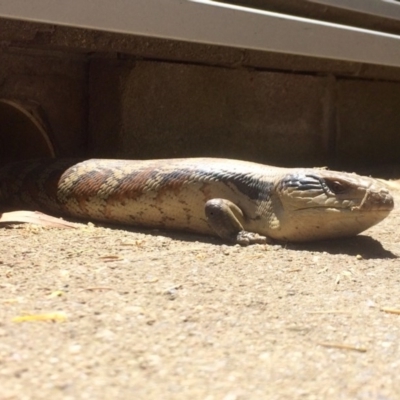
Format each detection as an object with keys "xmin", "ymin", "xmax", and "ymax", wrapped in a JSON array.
[{"xmin": 0, "ymin": 158, "xmax": 394, "ymax": 245}]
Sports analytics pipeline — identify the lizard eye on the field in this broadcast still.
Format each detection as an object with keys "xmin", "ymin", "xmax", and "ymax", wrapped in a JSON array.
[{"xmin": 325, "ymin": 180, "xmax": 346, "ymax": 194}]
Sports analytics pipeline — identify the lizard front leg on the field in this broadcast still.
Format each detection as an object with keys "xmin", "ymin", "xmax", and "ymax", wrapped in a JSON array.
[{"xmin": 204, "ymin": 199, "xmax": 269, "ymax": 245}]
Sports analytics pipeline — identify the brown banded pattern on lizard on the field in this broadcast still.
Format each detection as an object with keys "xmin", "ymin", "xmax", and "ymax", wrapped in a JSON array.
[{"xmin": 0, "ymin": 158, "xmax": 394, "ymax": 245}]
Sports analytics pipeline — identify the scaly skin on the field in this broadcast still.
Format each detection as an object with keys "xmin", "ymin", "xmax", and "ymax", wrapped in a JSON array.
[{"xmin": 0, "ymin": 158, "xmax": 394, "ymax": 245}]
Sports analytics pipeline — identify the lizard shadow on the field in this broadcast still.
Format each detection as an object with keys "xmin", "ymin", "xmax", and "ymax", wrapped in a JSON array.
[
  {"xmin": 122, "ymin": 225, "xmax": 397, "ymax": 259},
  {"xmin": 82, "ymin": 220, "xmax": 397, "ymax": 260},
  {"xmin": 284, "ymin": 235, "xmax": 397, "ymax": 259}
]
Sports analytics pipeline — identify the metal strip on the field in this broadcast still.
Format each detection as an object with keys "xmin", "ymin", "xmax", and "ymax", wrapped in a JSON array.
[
  {"xmin": 310, "ymin": 0, "xmax": 400, "ymax": 21},
  {"xmin": 0, "ymin": 0, "xmax": 399, "ymax": 67}
]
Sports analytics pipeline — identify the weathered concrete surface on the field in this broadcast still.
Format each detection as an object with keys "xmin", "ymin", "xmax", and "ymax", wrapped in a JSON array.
[
  {"xmin": 89, "ymin": 59, "xmax": 328, "ymax": 167},
  {"xmin": 1, "ymin": 48, "xmax": 399, "ymax": 169},
  {"xmin": 336, "ymin": 79, "xmax": 400, "ymax": 169},
  {"xmin": 0, "ymin": 18, "xmax": 400, "ymax": 168},
  {"xmin": 89, "ymin": 58, "xmax": 400, "ymax": 169},
  {"xmin": 2, "ymin": 18, "xmax": 400, "ymax": 82}
]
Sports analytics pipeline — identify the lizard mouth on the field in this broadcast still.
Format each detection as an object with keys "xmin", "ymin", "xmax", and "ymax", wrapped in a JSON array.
[
  {"xmin": 294, "ymin": 206, "xmax": 393, "ymax": 212},
  {"xmin": 294, "ymin": 199, "xmax": 394, "ymax": 213},
  {"xmin": 351, "ymin": 188, "xmax": 394, "ymax": 212}
]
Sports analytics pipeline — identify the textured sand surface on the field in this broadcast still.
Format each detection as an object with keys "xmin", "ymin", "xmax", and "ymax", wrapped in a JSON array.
[{"xmin": 0, "ymin": 183, "xmax": 399, "ymax": 400}]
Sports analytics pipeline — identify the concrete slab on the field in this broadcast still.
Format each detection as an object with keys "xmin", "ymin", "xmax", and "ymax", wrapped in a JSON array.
[
  {"xmin": 336, "ymin": 79, "xmax": 400, "ymax": 168},
  {"xmin": 89, "ymin": 59, "xmax": 329, "ymax": 167}
]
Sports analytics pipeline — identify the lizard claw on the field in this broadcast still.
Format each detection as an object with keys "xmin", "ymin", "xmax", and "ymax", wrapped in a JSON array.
[{"xmin": 235, "ymin": 231, "xmax": 270, "ymax": 246}]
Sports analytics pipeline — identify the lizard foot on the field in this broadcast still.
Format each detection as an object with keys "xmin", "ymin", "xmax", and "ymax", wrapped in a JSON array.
[{"xmin": 235, "ymin": 231, "xmax": 271, "ymax": 246}]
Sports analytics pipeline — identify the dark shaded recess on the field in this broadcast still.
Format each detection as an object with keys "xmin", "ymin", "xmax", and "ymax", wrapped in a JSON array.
[{"xmin": 0, "ymin": 101, "xmax": 54, "ymax": 164}]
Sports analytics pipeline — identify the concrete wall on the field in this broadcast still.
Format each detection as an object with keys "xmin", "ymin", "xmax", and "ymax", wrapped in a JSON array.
[
  {"xmin": 336, "ymin": 80, "xmax": 400, "ymax": 168},
  {"xmin": 0, "ymin": 19, "xmax": 400, "ymax": 170},
  {"xmin": 88, "ymin": 58, "xmax": 400, "ymax": 169}
]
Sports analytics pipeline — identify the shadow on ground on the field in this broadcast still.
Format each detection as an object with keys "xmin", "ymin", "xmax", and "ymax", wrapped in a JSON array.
[
  {"xmin": 106, "ymin": 222, "xmax": 397, "ymax": 260},
  {"xmin": 285, "ymin": 235, "xmax": 397, "ymax": 259}
]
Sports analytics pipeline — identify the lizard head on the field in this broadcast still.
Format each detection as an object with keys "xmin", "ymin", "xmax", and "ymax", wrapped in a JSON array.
[{"xmin": 272, "ymin": 169, "xmax": 394, "ymax": 242}]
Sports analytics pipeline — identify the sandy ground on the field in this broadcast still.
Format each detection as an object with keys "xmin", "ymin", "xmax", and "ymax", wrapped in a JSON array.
[{"xmin": 1, "ymin": 184, "xmax": 400, "ymax": 400}]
